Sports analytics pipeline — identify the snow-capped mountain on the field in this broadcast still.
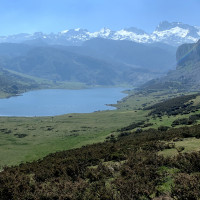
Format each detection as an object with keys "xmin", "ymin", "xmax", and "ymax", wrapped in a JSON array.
[
  {"xmin": 151, "ymin": 21, "xmax": 200, "ymax": 45},
  {"xmin": 0, "ymin": 21, "xmax": 200, "ymax": 46}
]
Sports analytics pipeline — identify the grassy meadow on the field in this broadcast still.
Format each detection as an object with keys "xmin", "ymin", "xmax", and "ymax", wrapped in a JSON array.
[
  {"xmin": 0, "ymin": 109, "xmax": 146, "ymax": 168},
  {"xmin": 159, "ymin": 137, "xmax": 200, "ymax": 157}
]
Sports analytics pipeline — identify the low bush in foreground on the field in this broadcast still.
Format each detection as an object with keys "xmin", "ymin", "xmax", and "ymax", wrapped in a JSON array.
[{"xmin": 1, "ymin": 125, "xmax": 200, "ymax": 199}]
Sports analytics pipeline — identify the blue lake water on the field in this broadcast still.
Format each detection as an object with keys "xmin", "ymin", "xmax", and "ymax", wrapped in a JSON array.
[{"xmin": 0, "ymin": 88, "xmax": 128, "ymax": 117}]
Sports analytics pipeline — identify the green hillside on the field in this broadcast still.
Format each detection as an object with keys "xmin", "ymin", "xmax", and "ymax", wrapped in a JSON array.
[
  {"xmin": 142, "ymin": 40, "xmax": 200, "ymax": 92},
  {"xmin": 0, "ymin": 67, "xmax": 86, "ymax": 98},
  {"xmin": 0, "ymin": 67, "xmax": 41, "ymax": 98}
]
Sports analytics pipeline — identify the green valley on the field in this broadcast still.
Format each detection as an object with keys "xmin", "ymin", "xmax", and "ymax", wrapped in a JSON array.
[
  {"xmin": 1, "ymin": 89, "xmax": 200, "ymax": 199},
  {"xmin": 0, "ymin": 30, "xmax": 200, "ymax": 200}
]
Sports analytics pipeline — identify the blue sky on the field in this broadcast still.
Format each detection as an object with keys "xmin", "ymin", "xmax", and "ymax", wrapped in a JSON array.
[{"xmin": 0, "ymin": 0, "xmax": 200, "ymax": 35}]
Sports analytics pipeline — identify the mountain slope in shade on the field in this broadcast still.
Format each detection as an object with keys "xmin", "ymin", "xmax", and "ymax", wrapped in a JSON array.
[
  {"xmin": 0, "ymin": 45, "xmax": 162, "ymax": 86},
  {"xmin": 0, "ymin": 39, "xmax": 176, "ymax": 86},
  {"xmin": 0, "ymin": 68, "xmax": 40, "ymax": 96},
  {"xmin": 60, "ymin": 38, "xmax": 176, "ymax": 73},
  {"xmin": 142, "ymin": 40, "xmax": 200, "ymax": 91},
  {"xmin": 81, "ymin": 38, "xmax": 176, "ymax": 72},
  {"xmin": 0, "ymin": 21, "xmax": 199, "ymax": 46}
]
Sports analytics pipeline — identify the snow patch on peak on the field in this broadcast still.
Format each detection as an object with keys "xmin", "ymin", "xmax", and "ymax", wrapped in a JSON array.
[
  {"xmin": 99, "ymin": 28, "xmax": 111, "ymax": 36},
  {"xmin": 115, "ymin": 29, "xmax": 130, "ymax": 35},
  {"xmin": 100, "ymin": 27, "xmax": 111, "ymax": 32},
  {"xmin": 61, "ymin": 30, "xmax": 69, "ymax": 34},
  {"xmin": 156, "ymin": 21, "xmax": 185, "ymax": 32},
  {"xmin": 153, "ymin": 27, "xmax": 189, "ymax": 38},
  {"xmin": 75, "ymin": 28, "xmax": 81, "ymax": 31},
  {"xmin": 88, "ymin": 28, "xmax": 112, "ymax": 38},
  {"xmin": 187, "ymin": 36, "xmax": 198, "ymax": 43},
  {"xmin": 113, "ymin": 29, "xmax": 150, "ymax": 43}
]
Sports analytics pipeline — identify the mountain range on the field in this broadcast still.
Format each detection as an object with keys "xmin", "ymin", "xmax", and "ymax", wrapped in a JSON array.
[
  {"xmin": 0, "ymin": 39, "xmax": 176, "ymax": 87},
  {"xmin": 0, "ymin": 21, "xmax": 200, "ymax": 47},
  {"xmin": 0, "ymin": 21, "xmax": 199, "ymax": 92}
]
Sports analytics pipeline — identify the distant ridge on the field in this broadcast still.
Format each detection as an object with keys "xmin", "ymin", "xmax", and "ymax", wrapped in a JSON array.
[
  {"xmin": 0, "ymin": 39, "xmax": 176, "ymax": 86},
  {"xmin": 0, "ymin": 21, "xmax": 199, "ymax": 46}
]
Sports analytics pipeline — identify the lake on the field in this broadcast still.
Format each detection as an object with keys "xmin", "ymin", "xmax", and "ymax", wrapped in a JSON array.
[{"xmin": 0, "ymin": 88, "xmax": 128, "ymax": 117}]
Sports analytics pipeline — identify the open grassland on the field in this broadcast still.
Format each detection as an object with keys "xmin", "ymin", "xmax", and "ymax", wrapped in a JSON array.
[
  {"xmin": 158, "ymin": 137, "xmax": 200, "ymax": 157},
  {"xmin": 123, "ymin": 91, "xmax": 200, "ymax": 130},
  {"xmin": 0, "ymin": 109, "xmax": 146, "ymax": 168},
  {"xmin": 115, "ymin": 89, "xmax": 190, "ymax": 112}
]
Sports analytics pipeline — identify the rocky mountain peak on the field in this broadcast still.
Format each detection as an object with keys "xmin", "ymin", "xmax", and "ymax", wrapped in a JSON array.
[{"xmin": 0, "ymin": 22, "xmax": 200, "ymax": 46}]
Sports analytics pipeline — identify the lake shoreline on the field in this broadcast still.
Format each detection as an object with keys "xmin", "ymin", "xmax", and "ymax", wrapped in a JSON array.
[{"xmin": 0, "ymin": 88, "xmax": 129, "ymax": 117}]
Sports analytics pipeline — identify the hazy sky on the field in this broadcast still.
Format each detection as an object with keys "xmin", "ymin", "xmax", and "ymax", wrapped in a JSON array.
[{"xmin": 0, "ymin": 0, "xmax": 200, "ymax": 35}]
